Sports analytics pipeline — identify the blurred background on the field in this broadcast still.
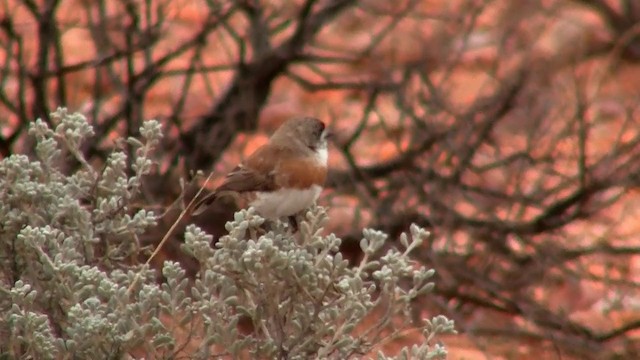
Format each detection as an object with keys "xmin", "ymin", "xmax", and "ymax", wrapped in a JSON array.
[{"xmin": 2, "ymin": 0, "xmax": 640, "ymax": 358}]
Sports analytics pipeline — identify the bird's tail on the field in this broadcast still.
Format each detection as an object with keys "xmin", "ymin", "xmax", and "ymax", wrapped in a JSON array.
[{"xmin": 191, "ymin": 192, "xmax": 217, "ymax": 216}]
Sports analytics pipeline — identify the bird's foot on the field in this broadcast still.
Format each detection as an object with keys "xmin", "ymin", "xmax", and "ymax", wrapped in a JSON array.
[{"xmin": 287, "ymin": 215, "xmax": 299, "ymax": 233}]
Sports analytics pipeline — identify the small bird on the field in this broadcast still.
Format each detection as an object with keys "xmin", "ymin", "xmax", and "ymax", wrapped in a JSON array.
[{"xmin": 191, "ymin": 117, "xmax": 330, "ymax": 230}]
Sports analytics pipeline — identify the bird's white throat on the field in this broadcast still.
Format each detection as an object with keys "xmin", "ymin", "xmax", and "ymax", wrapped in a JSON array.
[{"xmin": 315, "ymin": 145, "xmax": 328, "ymax": 165}]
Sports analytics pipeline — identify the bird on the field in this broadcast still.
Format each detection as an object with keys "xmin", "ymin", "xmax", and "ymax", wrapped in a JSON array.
[{"xmin": 191, "ymin": 116, "xmax": 330, "ymax": 231}]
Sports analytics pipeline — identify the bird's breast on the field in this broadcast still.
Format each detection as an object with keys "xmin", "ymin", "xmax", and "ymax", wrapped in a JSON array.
[
  {"xmin": 275, "ymin": 159, "xmax": 327, "ymax": 189},
  {"xmin": 250, "ymin": 185, "xmax": 322, "ymax": 219}
]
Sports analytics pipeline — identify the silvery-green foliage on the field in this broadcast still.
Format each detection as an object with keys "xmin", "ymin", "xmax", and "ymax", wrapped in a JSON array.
[
  {"xmin": 0, "ymin": 109, "xmax": 454, "ymax": 359},
  {"xmin": 180, "ymin": 208, "xmax": 455, "ymax": 359},
  {"xmin": 0, "ymin": 109, "xmax": 160, "ymax": 358}
]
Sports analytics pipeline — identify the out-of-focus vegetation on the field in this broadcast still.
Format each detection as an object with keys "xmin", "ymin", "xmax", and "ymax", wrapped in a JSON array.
[{"xmin": 2, "ymin": 0, "xmax": 640, "ymax": 358}]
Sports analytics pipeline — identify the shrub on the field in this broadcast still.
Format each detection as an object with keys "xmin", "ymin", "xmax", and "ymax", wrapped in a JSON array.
[{"xmin": 0, "ymin": 110, "xmax": 454, "ymax": 359}]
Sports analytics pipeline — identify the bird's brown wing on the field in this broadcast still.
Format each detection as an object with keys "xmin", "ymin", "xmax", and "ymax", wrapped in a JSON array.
[
  {"xmin": 217, "ymin": 144, "xmax": 286, "ymax": 192},
  {"xmin": 191, "ymin": 145, "xmax": 281, "ymax": 216},
  {"xmin": 215, "ymin": 164, "xmax": 278, "ymax": 193}
]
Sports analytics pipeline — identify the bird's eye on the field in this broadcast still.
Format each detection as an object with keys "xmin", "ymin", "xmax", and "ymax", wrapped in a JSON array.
[{"xmin": 315, "ymin": 122, "xmax": 325, "ymax": 139}]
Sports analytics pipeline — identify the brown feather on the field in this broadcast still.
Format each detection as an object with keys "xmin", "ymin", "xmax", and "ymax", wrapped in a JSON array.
[
  {"xmin": 191, "ymin": 117, "xmax": 327, "ymax": 217},
  {"xmin": 275, "ymin": 157, "xmax": 326, "ymax": 189}
]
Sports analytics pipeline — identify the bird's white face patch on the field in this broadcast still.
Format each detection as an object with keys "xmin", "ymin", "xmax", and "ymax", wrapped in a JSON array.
[{"xmin": 251, "ymin": 185, "xmax": 322, "ymax": 219}]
